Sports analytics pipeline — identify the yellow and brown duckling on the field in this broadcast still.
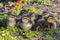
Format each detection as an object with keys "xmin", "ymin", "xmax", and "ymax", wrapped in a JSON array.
[
  {"xmin": 7, "ymin": 15, "xmax": 16, "ymax": 26},
  {"xmin": 20, "ymin": 16, "xmax": 33, "ymax": 31}
]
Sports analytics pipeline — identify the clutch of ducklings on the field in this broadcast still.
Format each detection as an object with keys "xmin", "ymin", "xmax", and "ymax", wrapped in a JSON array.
[{"xmin": 6, "ymin": 10, "xmax": 58, "ymax": 31}]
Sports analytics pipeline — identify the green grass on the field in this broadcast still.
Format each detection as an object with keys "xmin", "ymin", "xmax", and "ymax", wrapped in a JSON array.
[
  {"xmin": 35, "ymin": 0, "xmax": 57, "ymax": 7},
  {"xmin": 45, "ymin": 29, "xmax": 60, "ymax": 40},
  {"xmin": 24, "ymin": 0, "xmax": 57, "ymax": 7},
  {"xmin": 0, "ymin": 26, "xmax": 24, "ymax": 40},
  {"xmin": 11, "ymin": 5, "xmax": 22, "ymax": 16},
  {"xmin": 46, "ymin": 29, "xmax": 60, "ymax": 36},
  {"xmin": 24, "ymin": 31, "xmax": 42, "ymax": 39},
  {"xmin": 26, "ymin": 7, "xmax": 43, "ymax": 14},
  {"xmin": 0, "ymin": 26, "xmax": 42, "ymax": 40},
  {"xmin": 0, "ymin": 26, "xmax": 60, "ymax": 40},
  {"xmin": 0, "ymin": 2, "xmax": 3, "ymax": 7},
  {"xmin": 45, "ymin": 35, "xmax": 56, "ymax": 40},
  {"xmin": 0, "ymin": 26, "xmax": 20, "ymax": 40}
]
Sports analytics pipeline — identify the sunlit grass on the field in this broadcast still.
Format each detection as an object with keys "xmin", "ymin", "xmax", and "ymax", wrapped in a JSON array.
[
  {"xmin": 0, "ymin": 26, "xmax": 42, "ymax": 40},
  {"xmin": 26, "ymin": 7, "xmax": 43, "ymax": 14},
  {"xmin": 0, "ymin": 2, "xmax": 3, "ymax": 7}
]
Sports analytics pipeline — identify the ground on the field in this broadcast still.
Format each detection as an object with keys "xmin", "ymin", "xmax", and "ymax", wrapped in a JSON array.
[{"xmin": 0, "ymin": 0, "xmax": 60, "ymax": 40}]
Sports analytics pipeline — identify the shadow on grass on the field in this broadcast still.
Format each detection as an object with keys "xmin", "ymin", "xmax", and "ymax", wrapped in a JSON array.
[{"xmin": 0, "ymin": 18, "xmax": 7, "ymax": 29}]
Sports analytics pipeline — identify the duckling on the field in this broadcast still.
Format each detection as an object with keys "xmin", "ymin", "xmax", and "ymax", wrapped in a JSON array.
[
  {"xmin": 47, "ymin": 15, "xmax": 57, "ymax": 29},
  {"xmin": 7, "ymin": 15, "xmax": 16, "ymax": 26},
  {"xmin": 20, "ymin": 17, "xmax": 32, "ymax": 31},
  {"xmin": 51, "ymin": 11, "xmax": 58, "ymax": 21},
  {"xmin": 36, "ymin": 15, "xmax": 48, "ymax": 31},
  {"xmin": 30, "ymin": 13, "xmax": 36, "ymax": 25}
]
